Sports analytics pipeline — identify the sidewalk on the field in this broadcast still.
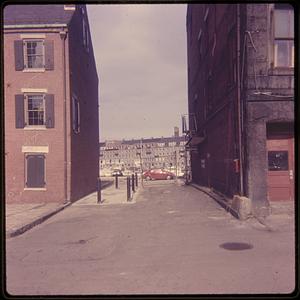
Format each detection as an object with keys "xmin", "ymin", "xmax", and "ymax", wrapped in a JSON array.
[
  {"xmin": 73, "ymin": 176, "xmax": 141, "ymax": 206},
  {"xmin": 190, "ymin": 183, "xmax": 295, "ymax": 230},
  {"xmin": 5, "ymin": 179, "xmax": 120, "ymax": 238}
]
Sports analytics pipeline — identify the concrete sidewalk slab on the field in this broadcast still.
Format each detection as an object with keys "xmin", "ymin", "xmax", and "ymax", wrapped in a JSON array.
[
  {"xmin": 6, "ymin": 202, "xmax": 72, "ymax": 238},
  {"xmin": 5, "ymin": 180, "xmax": 114, "ymax": 238},
  {"xmin": 73, "ymin": 178, "xmax": 141, "ymax": 206},
  {"xmin": 5, "ymin": 178, "xmax": 142, "ymax": 238},
  {"xmin": 190, "ymin": 182, "xmax": 295, "ymax": 231}
]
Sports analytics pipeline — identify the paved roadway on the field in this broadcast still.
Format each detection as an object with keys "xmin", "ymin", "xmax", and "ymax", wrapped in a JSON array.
[{"xmin": 6, "ymin": 180, "xmax": 295, "ymax": 295}]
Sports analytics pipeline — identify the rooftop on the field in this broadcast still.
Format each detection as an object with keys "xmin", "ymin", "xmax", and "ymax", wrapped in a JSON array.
[{"xmin": 3, "ymin": 4, "xmax": 77, "ymax": 26}]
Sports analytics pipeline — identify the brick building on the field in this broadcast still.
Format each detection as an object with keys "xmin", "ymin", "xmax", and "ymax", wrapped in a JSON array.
[
  {"xmin": 186, "ymin": 4, "xmax": 294, "ymax": 214},
  {"xmin": 4, "ymin": 4, "xmax": 99, "ymax": 204},
  {"xmin": 100, "ymin": 134, "xmax": 188, "ymax": 177}
]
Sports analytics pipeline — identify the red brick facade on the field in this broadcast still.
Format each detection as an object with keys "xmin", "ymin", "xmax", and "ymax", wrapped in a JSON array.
[{"xmin": 4, "ymin": 5, "xmax": 99, "ymax": 204}]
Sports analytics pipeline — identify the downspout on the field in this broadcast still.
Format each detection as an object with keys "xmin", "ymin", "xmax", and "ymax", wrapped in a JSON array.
[
  {"xmin": 60, "ymin": 29, "xmax": 69, "ymax": 203},
  {"xmin": 237, "ymin": 4, "xmax": 244, "ymax": 195}
]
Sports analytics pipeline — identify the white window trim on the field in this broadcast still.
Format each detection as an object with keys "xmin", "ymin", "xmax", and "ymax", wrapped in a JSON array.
[
  {"xmin": 24, "ymin": 93, "xmax": 46, "ymax": 128},
  {"xmin": 23, "ymin": 39, "xmax": 45, "ymax": 70},
  {"xmin": 20, "ymin": 34, "xmax": 46, "ymax": 39},
  {"xmin": 24, "ymin": 153, "xmax": 46, "ymax": 189},
  {"xmin": 21, "ymin": 88, "xmax": 48, "ymax": 93},
  {"xmin": 23, "ymin": 68, "xmax": 45, "ymax": 73},
  {"xmin": 22, "ymin": 146, "xmax": 49, "ymax": 153},
  {"xmin": 273, "ymin": 6, "xmax": 294, "ymax": 68}
]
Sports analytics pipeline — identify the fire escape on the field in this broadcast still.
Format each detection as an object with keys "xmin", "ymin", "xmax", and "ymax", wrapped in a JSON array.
[{"xmin": 181, "ymin": 113, "xmax": 206, "ymax": 184}]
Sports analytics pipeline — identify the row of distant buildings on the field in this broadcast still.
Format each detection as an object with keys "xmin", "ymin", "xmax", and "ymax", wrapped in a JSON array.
[
  {"xmin": 186, "ymin": 3, "xmax": 294, "ymax": 214},
  {"xmin": 99, "ymin": 128, "xmax": 188, "ymax": 176}
]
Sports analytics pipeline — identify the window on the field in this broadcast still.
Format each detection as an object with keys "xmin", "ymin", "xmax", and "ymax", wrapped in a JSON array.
[
  {"xmin": 24, "ymin": 40, "xmax": 44, "ymax": 69},
  {"xmin": 25, "ymin": 154, "xmax": 45, "ymax": 188},
  {"xmin": 268, "ymin": 151, "xmax": 288, "ymax": 171},
  {"xmin": 274, "ymin": 4, "xmax": 294, "ymax": 67},
  {"xmin": 72, "ymin": 96, "xmax": 80, "ymax": 133},
  {"xmin": 82, "ymin": 19, "xmax": 89, "ymax": 51},
  {"xmin": 26, "ymin": 94, "xmax": 45, "ymax": 125},
  {"xmin": 15, "ymin": 93, "xmax": 54, "ymax": 128},
  {"xmin": 14, "ymin": 39, "xmax": 54, "ymax": 71}
]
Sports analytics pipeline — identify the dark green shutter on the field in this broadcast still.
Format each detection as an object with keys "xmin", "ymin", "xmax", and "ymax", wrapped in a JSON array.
[
  {"xmin": 14, "ymin": 40, "xmax": 24, "ymax": 71},
  {"xmin": 44, "ymin": 40, "xmax": 54, "ymax": 70},
  {"xmin": 26, "ymin": 155, "xmax": 45, "ymax": 188},
  {"xmin": 45, "ymin": 94, "xmax": 54, "ymax": 128},
  {"xmin": 15, "ymin": 94, "xmax": 25, "ymax": 128}
]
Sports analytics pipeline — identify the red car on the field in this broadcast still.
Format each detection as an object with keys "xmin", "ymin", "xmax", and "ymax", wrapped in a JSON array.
[{"xmin": 142, "ymin": 169, "xmax": 175, "ymax": 180}]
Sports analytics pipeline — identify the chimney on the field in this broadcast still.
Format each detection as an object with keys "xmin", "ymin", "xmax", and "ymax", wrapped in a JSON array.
[{"xmin": 174, "ymin": 126, "xmax": 179, "ymax": 137}]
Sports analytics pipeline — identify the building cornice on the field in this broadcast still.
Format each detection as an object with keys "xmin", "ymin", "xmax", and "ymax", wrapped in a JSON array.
[{"xmin": 4, "ymin": 24, "xmax": 68, "ymax": 29}]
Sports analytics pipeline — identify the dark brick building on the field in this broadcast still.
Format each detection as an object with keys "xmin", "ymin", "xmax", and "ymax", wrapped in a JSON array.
[
  {"xmin": 4, "ymin": 4, "xmax": 99, "ymax": 204},
  {"xmin": 186, "ymin": 4, "xmax": 294, "ymax": 213}
]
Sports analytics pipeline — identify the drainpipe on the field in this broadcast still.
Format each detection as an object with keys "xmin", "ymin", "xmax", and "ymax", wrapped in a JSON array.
[
  {"xmin": 60, "ymin": 29, "xmax": 69, "ymax": 203},
  {"xmin": 237, "ymin": 4, "xmax": 244, "ymax": 195}
]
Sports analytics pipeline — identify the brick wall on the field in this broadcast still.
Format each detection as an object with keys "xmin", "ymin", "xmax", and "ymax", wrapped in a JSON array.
[
  {"xmin": 187, "ymin": 4, "xmax": 240, "ymax": 197},
  {"xmin": 68, "ymin": 7, "xmax": 99, "ymax": 202},
  {"xmin": 4, "ymin": 29, "xmax": 66, "ymax": 203}
]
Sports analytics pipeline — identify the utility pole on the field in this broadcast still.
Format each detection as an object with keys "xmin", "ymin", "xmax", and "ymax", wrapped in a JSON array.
[
  {"xmin": 175, "ymin": 149, "xmax": 178, "ymax": 181},
  {"xmin": 140, "ymin": 138, "xmax": 144, "ymax": 187}
]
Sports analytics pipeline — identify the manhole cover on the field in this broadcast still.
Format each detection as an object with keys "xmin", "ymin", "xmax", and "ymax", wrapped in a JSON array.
[{"xmin": 219, "ymin": 242, "xmax": 253, "ymax": 251}]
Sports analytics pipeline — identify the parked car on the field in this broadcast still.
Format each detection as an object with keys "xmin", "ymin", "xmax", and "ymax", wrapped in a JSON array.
[
  {"xmin": 142, "ymin": 169, "xmax": 175, "ymax": 180},
  {"xmin": 112, "ymin": 169, "xmax": 123, "ymax": 176}
]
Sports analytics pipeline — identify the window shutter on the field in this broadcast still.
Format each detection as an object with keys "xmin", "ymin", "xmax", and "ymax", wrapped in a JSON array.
[
  {"xmin": 26, "ymin": 155, "xmax": 45, "ymax": 188},
  {"xmin": 15, "ymin": 94, "xmax": 25, "ymax": 128},
  {"xmin": 45, "ymin": 94, "xmax": 54, "ymax": 128},
  {"xmin": 44, "ymin": 40, "xmax": 54, "ymax": 70},
  {"xmin": 14, "ymin": 40, "xmax": 24, "ymax": 71}
]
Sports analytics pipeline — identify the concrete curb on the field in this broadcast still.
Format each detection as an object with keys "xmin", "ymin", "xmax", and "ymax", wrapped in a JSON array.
[
  {"xmin": 190, "ymin": 183, "xmax": 239, "ymax": 219},
  {"xmin": 7, "ymin": 202, "xmax": 72, "ymax": 238},
  {"xmin": 6, "ymin": 182, "xmax": 114, "ymax": 238}
]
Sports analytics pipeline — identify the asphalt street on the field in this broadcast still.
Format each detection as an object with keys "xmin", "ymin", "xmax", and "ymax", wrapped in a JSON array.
[{"xmin": 6, "ymin": 180, "xmax": 295, "ymax": 295}]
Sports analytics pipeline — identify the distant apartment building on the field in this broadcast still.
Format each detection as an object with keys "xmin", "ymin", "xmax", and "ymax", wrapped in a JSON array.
[
  {"xmin": 100, "ymin": 134, "xmax": 188, "ymax": 176},
  {"xmin": 4, "ymin": 4, "xmax": 99, "ymax": 203},
  {"xmin": 186, "ymin": 4, "xmax": 294, "ymax": 213}
]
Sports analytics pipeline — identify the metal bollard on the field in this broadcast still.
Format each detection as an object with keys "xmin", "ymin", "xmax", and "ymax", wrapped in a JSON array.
[
  {"xmin": 127, "ymin": 176, "xmax": 131, "ymax": 201},
  {"xmin": 135, "ymin": 172, "xmax": 138, "ymax": 188},
  {"xmin": 115, "ymin": 174, "xmax": 119, "ymax": 189},
  {"xmin": 97, "ymin": 177, "xmax": 102, "ymax": 203},
  {"xmin": 132, "ymin": 174, "xmax": 135, "ymax": 193}
]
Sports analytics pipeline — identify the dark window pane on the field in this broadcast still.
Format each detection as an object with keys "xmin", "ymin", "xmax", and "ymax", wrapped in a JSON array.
[
  {"xmin": 275, "ymin": 10, "xmax": 290, "ymax": 37},
  {"xmin": 268, "ymin": 151, "xmax": 288, "ymax": 171},
  {"xmin": 275, "ymin": 40, "xmax": 289, "ymax": 66},
  {"xmin": 26, "ymin": 155, "xmax": 45, "ymax": 187},
  {"xmin": 275, "ymin": 40, "xmax": 294, "ymax": 67}
]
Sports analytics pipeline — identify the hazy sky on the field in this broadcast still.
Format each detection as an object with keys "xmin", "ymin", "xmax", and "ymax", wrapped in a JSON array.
[{"xmin": 87, "ymin": 4, "xmax": 188, "ymax": 141}]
